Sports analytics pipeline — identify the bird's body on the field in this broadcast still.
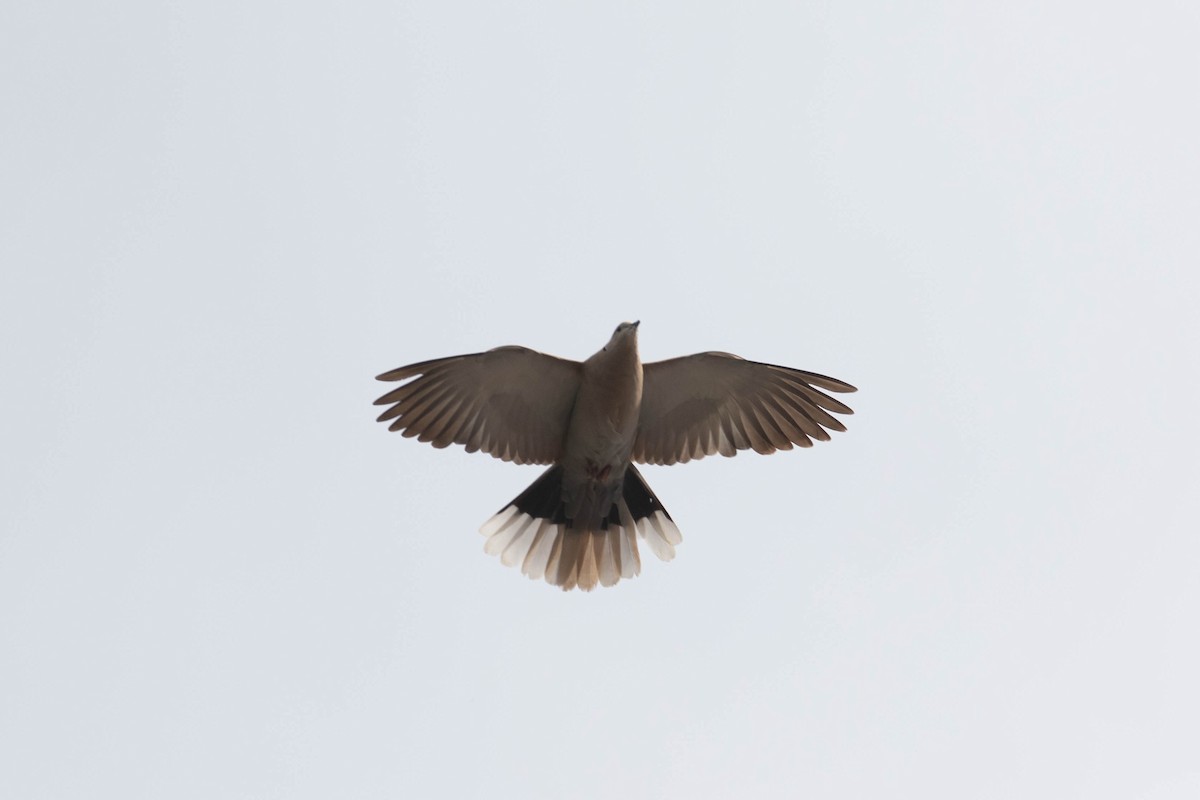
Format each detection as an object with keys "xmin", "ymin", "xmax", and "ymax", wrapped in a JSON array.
[
  {"xmin": 560, "ymin": 322, "xmax": 643, "ymax": 532},
  {"xmin": 374, "ymin": 322, "xmax": 856, "ymax": 591}
]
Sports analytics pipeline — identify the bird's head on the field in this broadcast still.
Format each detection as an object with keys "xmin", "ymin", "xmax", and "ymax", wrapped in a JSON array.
[
  {"xmin": 603, "ymin": 320, "xmax": 640, "ymax": 353},
  {"xmin": 613, "ymin": 320, "xmax": 639, "ymax": 336}
]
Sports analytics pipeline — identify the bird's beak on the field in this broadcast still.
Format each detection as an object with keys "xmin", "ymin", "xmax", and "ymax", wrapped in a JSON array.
[{"xmin": 632, "ymin": 320, "xmax": 640, "ymax": 329}]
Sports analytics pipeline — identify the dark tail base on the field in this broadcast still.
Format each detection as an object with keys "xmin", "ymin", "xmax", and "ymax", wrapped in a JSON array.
[{"xmin": 505, "ymin": 464, "xmax": 673, "ymax": 530}]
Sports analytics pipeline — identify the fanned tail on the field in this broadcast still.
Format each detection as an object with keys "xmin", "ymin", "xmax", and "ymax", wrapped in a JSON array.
[{"xmin": 479, "ymin": 464, "xmax": 682, "ymax": 591}]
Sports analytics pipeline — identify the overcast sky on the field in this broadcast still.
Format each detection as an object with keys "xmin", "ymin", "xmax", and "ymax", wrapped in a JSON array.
[{"xmin": 3, "ymin": 2, "xmax": 1199, "ymax": 798}]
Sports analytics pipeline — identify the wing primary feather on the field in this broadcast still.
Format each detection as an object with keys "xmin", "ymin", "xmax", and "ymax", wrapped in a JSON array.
[
  {"xmin": 759, "ymin": 392, "xmax": 814, "ymax": 447},
  {"xmin": 780, "ymin": 368, "xmax": 857, "ymax": 394},
  {"xmin": 775, "ymin": 375, "xmax": 856, "ymax": 415},
  {"xmin": 777, "ymin": 385, "xmax": 847, "ymax": 433},
  {"xmin": 426, "ymin": 396, "xmax": 470, "ymax": 447},
  {"xmin": 731, "ymin": 397, "xmax": 776, "ymax": 454},
  {"xmin": 750, "ymin": 400, "xmax": 793, "ymax": 450},
  {"xmin": 376, "ymin": 374, "xmax": 451, "ymax": 415},
  {"xmin": 408, "ymin": 387, "xmax": 465, "ymax": 441},
  {"xmin": 770, "ymin": 388, "xmax": 832, "ymax": 441},
  {"xmin": 375, "ymin": 356, "xmax": 463, "ymax": 383}
]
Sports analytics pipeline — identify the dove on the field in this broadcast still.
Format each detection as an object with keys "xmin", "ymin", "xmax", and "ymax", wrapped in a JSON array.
[{"xmin": 374, "ymin": 321, "xmax": 856, "ymax": 591}]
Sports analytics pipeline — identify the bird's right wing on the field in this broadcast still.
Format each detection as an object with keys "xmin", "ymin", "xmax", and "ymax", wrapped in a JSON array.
[
  {"xmin": 633, "ymin": 352, "xmax": 856, "ymax": 465},
  {"xmin": 374, "ymin": 346, "xmax": 582, "ymax": 465}
]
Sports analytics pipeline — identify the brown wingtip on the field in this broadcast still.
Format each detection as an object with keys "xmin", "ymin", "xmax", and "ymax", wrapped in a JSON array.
[
  {"xmin": 375, "ymin": 355, "xmax": 453, "ymax": 383},
  {"xmin": 375, "ymin": 367, "xmax": 413, "ymax": 382},
  {"xmin": 802, "ymin": 372, "xmax": 858, "ymax": 394}
]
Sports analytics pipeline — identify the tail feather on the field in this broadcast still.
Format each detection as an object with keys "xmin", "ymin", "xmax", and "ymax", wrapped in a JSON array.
[
  {"xmin": 520, "ymin": 520, "xmax": 557, "ymax": 580},
  {"xmin": 500, "ymin": 517, "xmax": 538, "ymax": 567},
  {"xmin": 478, "ymin": 464, "xmax": 681, "ymax": 591},
  {"xmin": 624, "ymin": 464, "xmax": 683, "ymax": 562},
  {"xmin": 599, "ymin": 527, "xmax": 620, "ymax": 587},
  {"xmin": 555, "ymin": 525, "xmax": 585, "ymax": 590},
  {"xmin": 616, "ymin": 499, "xmax": 641, "ymax": 580}
]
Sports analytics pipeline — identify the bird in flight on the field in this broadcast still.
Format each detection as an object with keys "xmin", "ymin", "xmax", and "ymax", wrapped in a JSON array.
[{"xmin": 374, "ymin": 322, "xmax": 856, "ymax": 591}]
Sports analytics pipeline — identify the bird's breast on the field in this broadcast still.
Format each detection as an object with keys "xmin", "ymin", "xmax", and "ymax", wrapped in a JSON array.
[{"xmin": 563, "ymin": 359, "xmax": 642, "ymax": 466}]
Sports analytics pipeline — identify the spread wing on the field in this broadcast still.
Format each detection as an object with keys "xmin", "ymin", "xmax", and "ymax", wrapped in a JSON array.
[
  {"xmin": 374, "ymin": 346, "xmax": 582, "ymax": 465},
  {"xmin": 633, "ymin": 352, "xmax": 857, "ymax": 466}
]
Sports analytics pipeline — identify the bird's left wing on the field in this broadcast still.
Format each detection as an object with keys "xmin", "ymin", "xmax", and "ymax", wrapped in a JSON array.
[
  {"xmin": 374, "ymin": 346, "xmax": 582, "ymax": 465},
  {"xmin": 633, "ymin": 352, "xmax": 856, "ymax": 465}
]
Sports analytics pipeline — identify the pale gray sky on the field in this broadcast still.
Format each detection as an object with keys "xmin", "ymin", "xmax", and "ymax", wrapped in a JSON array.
[{"xmin": 3, "ymin": 1, "xmax": 1198, "ymax": 798}]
